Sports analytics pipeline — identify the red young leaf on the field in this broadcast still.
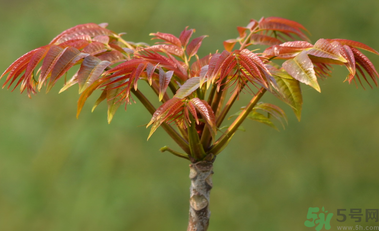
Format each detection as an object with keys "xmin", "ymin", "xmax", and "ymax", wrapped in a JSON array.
[
  {"xmin": 351, "ymin": 47, "xmax": 379, "ymax": 87},
  {"xmin": 1, "ymin": 47, "xmax": 46, "ymax": 86},
  {"xmin": 329, "ymin": 39, "xmax": 379, "ymax": 55},
  {"xmin": 307, "ymin": 39, "xmax": 346, "ymax": 64},
  {"xmin": 159, "ymin": 68, "xmax": 174, "ymax": 101},
  {"xmin": 96, "ymin": 50, "xmax": 127, "ymax": 64},
  {"xmin": 146, "ymin": 63, "xmax": 158, "ymax": 85},
  {"xmin": 179, "ymin": 27, "xmax": 194, "ymax": 47},
  {"xmin": 263, "ymin": 41, "xmax": 313, "ymax": 59},
  {"xmin": 249, "ymin": 34, "xmax": 282, "ymax": 46},
  {"xmin": 39, "ymin": 46, "xmax": 67, "ymax": 89},
  {"xmin": 206, "ymin": 50, "xmax": 231, "ymax": 87},
  {"xmin": 50, "ymin": 23, "xmax": 114, "ymax": 44},
  {"xmin": 146, "ymin": 97, "xmax": 185, "ymax": 139},
  {"xmin": 259, "ymin": 17, "xmax": 309, "ymax": 41},
  {"xmin": 186, "ymin": 35, "xmax": 207, "ymax": 58},
  {"xmin": 23, "ymin": 46, "xmax": 50, "ymax": 92},
  {"xmin": 82, "ymin": 42, "xmax": 108, "ymax": 55},
  {"xmin": 77, "ymin": 55, "xmax": 110, "ymax": 93},
  {"xmin": 93, "ymin": 35, "xmax": 110, "ymax": 44},
  {"xmin": 145, "ymin": 44, "xmax": 184, "ymax": 57},
  {"xmin": 59, "ymin": 39, "xmax": 91, "ymax": 50},
  {"xmin": 339, "ymin": 45, "xmax": 356, "ymax": 82},
  {"xmin": 237, "ymin": 27, "xmax": 248, "ymax": 39},
  {"xmin": 48, "ymin": 47, "xmax": 89, "ymax": 92},
  {"xmin": 190, "ymin": 98, "xmax": 217, "ymax": 139},
  {"xmin": 150, "ymin": 32, "xmax": 182, "ymax": 47},
  {"xmin": 265, "ymin": 17, "xmax": 309, "ymax": 33}
]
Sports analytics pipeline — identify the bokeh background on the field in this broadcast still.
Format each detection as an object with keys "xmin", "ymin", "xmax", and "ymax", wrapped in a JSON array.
[{"xmin": 1, "ymin": 0, "xmax": 379, "ymax": 230}]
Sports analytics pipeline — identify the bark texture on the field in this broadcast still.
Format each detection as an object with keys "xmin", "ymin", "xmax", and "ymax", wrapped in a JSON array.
[{"xmin": 187, "ymin": 161, "xmax": 213, "ymax": 231}]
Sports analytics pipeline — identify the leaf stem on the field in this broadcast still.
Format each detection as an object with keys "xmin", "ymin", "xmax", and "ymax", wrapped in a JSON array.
[
  {"xmin": 216, "ymin": 87, "xmax": 241, "ymax": 127},
  {"xmin": 188, "ymin": 114, "xmax": 206, "ymax": 160},
  {"xmin": 160, "ymin": 146, "xmax": 189, "ymax": 160},
  {"xmin": 209, "ymin": 87, "xmax": 266, "ymax": 155},
  {"xmin": 131, "ymin": 88, "xmax": 190, "ymax": 154}
]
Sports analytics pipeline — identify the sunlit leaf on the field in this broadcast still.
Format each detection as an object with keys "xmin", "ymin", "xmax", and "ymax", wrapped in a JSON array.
[
  {"xmin": 282, "ymin": 50, "xmax": 320, "ymax": 92},
  {"xmin": 223, "ymin": 39, "xmax": 238, "ymax": 52},
  {"xmin": 269, "ymin": 68, "xmax": 303, "ymax": 120},
  {"xmin": 307, "ymin": 39, "xmax": 346, "ymax": 64},
  {"xmin": 175, "ymin": 77, "xmax": 200, "ymax": 99}
]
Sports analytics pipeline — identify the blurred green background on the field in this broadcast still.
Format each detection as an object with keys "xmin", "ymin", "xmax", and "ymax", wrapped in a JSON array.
[{"xmin": 1, "ymin": 0, "xmax": 379, "ymax": 230}]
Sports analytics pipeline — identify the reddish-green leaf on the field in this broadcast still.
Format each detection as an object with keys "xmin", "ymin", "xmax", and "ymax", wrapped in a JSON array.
[
  {"xmin": 149, "ymin": 32, "xmax": 182, "ymax": 47},
  {"xmin": 77, "ymin": 55, "xmax": 110, "ymax": 93},
  {"xmin": 223, "ymin": 39, "xmax": 238, "ymax": 52},
  {"xmin": 330, "ymin": 39, "xmax": 379, "ymax": 55},
  {"xmin": 39, "ymin": 46, "xmax": 67, "ymax": 90},
  {"xmin": 96, "ymin": 50, "xmax": 126, "ymax": 64},
  {"xmin": 51, "ymin": 23, "xmax": 114, "ymax": 44},
  {"xmin": 249, "ymin": 34, "xmax": 282, "ymax": 46},
  {"xmin": 265, "ymin": 17, "xmax": 309, "ymax": 33},
  {"xmin": 179, "ymin": 27, "xmax": 194, "ymax": 47},
  {"xmin": 93, "ymin": 35, "xmax": 110, "ymax": 44},
  {"xmin": 307, "ymin": 39, "xmax": 346, "ymax": 64},
  {"xmin": 146, "ymin": 97, "xmax": 184, "ymax": 139},
  {"xmin": 263, "ymin": 41, "xmax": 313, "ymax": 59},
  {"xmin": 186, "ymin": 36, "xmax": 207, "ymax": 58},
  {"xmin": 146, "ymin": 44, "xmax": 184, "ymax": 57},
  {"xmin": 47, "ymin": 47, "xmax": 89, "ymax": 92},
  {"xmin": 190, "ymin": 98, "xmax": 216, "ymax": 139},
  {"xmin": 282, "ymin": 50, "xmax": 320, "ymax": 92},
  {"xmin": 159, "ymin": 68, "xmax": 173, "ymax": 101},
  {"xmin": 175, "ymin": 77, "xmax": 200, "ymax": 99},
  {"xmin": 82, "ymin": 42, "xmax": 108, "ymax": 55},
  {"xmin": 351, "ymin": 47, "xmax": 379, "ymax": 87}
]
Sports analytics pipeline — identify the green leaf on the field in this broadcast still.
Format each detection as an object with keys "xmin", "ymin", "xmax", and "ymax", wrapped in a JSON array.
[
  {"xmin": 282, "ymin": 50, "xmax": 320, "ymax": 92},
  {"xmin": 254, "ymin": 102, "xmax": 287, "ymax": 128},
  {"xmin": 271, "ymin": 70, "xmax": 303, "ymax": 121},
  {"xmin": 247, "ymin": 111, "xmax": 278, "ymax": 130}
]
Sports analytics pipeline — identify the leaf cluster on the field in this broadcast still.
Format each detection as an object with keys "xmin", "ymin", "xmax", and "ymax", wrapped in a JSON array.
[{"xmin": 1, "ymin": 17, "xmax": 378, "ymax": 162}]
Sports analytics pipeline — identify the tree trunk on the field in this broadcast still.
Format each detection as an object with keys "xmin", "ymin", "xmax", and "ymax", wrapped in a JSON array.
[{"xmin": 187, "ymin": 160, "xmax": 213, "ymax": 231}]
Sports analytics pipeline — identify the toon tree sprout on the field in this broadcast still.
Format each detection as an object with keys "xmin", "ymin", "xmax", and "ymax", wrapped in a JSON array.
[{"xmin": 1, "ymin": 17, "xmax": 378, "ymax": 231}]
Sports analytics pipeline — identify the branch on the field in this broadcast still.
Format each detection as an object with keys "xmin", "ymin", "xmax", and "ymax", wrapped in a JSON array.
[
  {"xmin": 209, "ymin": 87, "xmax": 266, "ymax": 155},
  {"xmin": 131, "ymin": 89, "xmax": 190, "ymax": 154}
]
